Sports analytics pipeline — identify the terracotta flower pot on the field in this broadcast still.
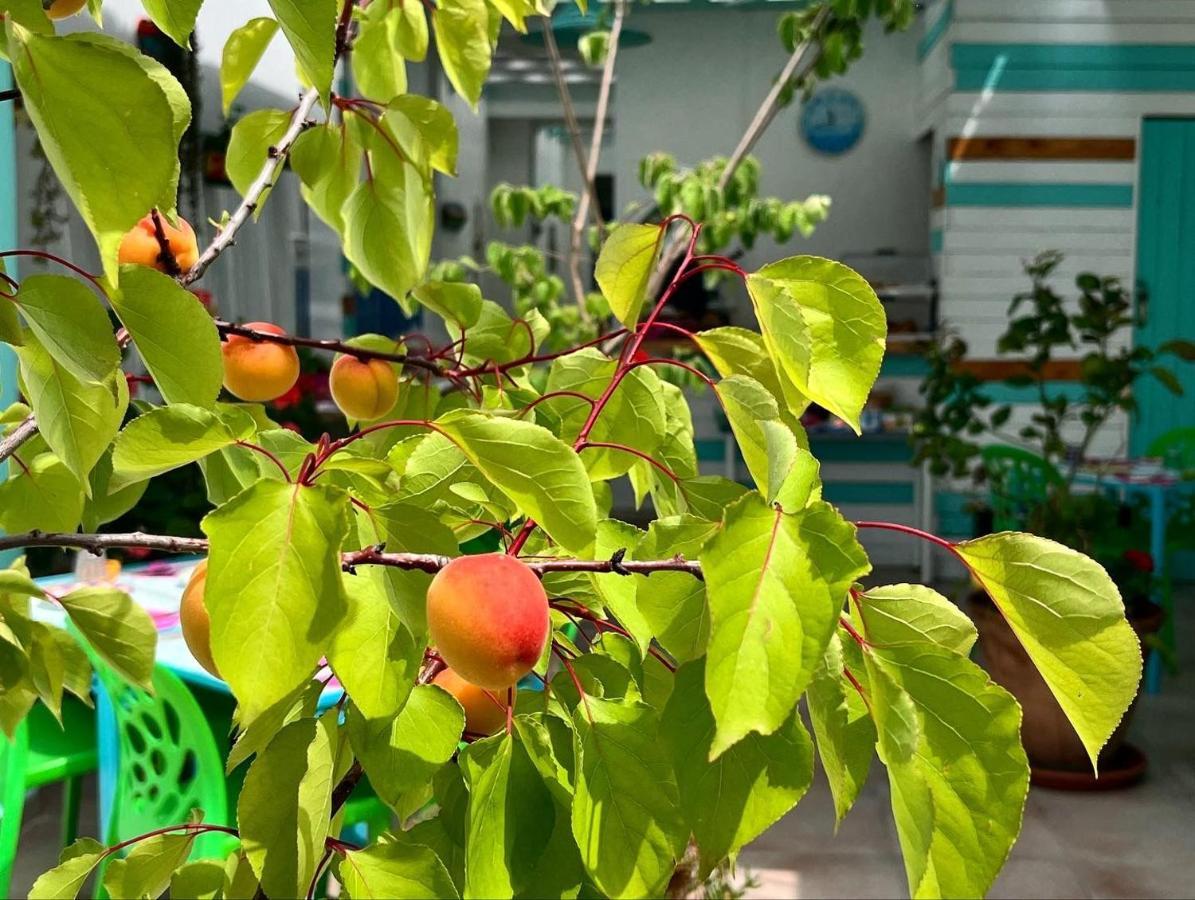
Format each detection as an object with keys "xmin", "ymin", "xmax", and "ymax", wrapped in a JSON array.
[{"xmin": 969, "ymin": 591, "xmax": 1162, "ymax": 783}]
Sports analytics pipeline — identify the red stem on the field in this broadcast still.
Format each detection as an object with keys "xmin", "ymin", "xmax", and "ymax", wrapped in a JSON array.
[
  {"xmin": 235, "ymin": 440, "xmax": 292, "ymax": 482},
  {"xmin": 578, "ymin": 440, "xmax": 684, "ymax": 486},
  {"xmin": 0, "ymin": 250, "xmax": 104, "ymax": 290},
  {"xmin": 854, "ymin": 520, "xmax": 958, "ymax": 553},
  {"xmin": 516, "ymin": 390, "xmax": 598, "ymax": 419},
  {"xmin": 447, "ymin": 328, "xmax": 628, "ymax": 380}
]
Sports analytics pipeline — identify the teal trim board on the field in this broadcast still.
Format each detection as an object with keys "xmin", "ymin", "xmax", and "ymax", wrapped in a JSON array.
[
  {"xmin": 917, "ymin": 0, "xmax": 953, "ymax": 61},
  {"xmin": 1132, "ymin": 119, "xmax": 1195, "ymax": 455},
  {"xmin": 930, "ymin": 228, "xmax": 943, "ymax": 254},
  {"xmin": 953, "ymin": 43, "xmax": 1195, "ymax": 92},
  {"xmin": 946, "ymin": 183, "xmax": 1133, "ymax": 208},
  {"xmin": 0, "ymin": 65, "xmax": 18, "ymax": 568}
]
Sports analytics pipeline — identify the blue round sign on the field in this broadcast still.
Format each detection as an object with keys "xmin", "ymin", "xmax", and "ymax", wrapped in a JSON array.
[{"xmin": 800, "ymin": 87, "xmax": 866, "ymax": 155}]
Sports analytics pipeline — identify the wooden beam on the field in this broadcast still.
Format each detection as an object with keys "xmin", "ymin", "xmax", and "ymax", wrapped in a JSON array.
[
  {"xmin": 955, "ymin": 359, "xmax": 1083, "ymax": 381},
  {"xmin": 948, "ymin": 136, "xmax": 1136, "ymax": 161}
]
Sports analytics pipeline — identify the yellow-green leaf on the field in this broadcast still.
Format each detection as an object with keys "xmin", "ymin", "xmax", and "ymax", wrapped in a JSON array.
[
  {"xmin": 221, "ymin": 18, "xmax": 280, "ymax": 115},
  {"xmin": 595, "ymin": 223, "xmax": 663, "ymax": 328}
]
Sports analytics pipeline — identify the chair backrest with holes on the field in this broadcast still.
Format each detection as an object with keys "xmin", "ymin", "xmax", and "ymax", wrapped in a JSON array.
[
  {"xmin": 980, "ymin": 444, "xmax": 1065, "ymax": 532},
  {"xmin": 91, "ymin": 659, "xmax": 231, "ymax": 860}
]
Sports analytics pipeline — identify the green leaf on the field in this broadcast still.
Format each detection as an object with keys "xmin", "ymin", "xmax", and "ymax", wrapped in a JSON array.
[
  {"xmin": 746, "ymin": 256, "xmax": 886, "ymax": 433},
  {"xmin": 354, "ymin": 9, "xmax": 408, "ymax": 102},
  {"xmin": 635, "ymin": 516, "xmax": 717, "ymax": 664},
  {"xmin": 348, "ymin": 685, "xmax": 464, "ymax": 811},
  {"xmin": 139, "ymin": 0, "xmax": 202, "ymax": 47},
  {"xmin": 0, "ymin": 454, "xmax": 85, "ymax": 534},
  {"xmin": 11, "ymin": 31, "xmax": 188, "ymax": 281},
  {"xmin": 170, "ymin": 860, "xmax": 229, "ymax": 900},
  {"xmin": 955, "ymin": 532, "xmax": 1141, "ymax": 769},
  {"xmin": 460, "ymin": 734, "xmax": 555, "ymax": 898},
  {"xmin": 221, "ymin": 17, "xmax": 280, "ymax": 115},
  {"xmin": 201, "ymin": 481, "xmax": 351, "ymax": 721},
  {"xmin": 340, "ymin": 840, "xmax": 459, "ymax": 899},
  {"xmin": 84, "ymin": 449, "xmax": 149, "ymax": 531},
  {"xmin": 226, "ymin": 108, "xmax": 292, "ymax": 216},
  {"xmin": 862, "ymin": 639, "xmax": 1029, "ymax": 899},
  {"xmin": 17, "ymin": 330, "xmax": 129, "ymax": 487},
  {"xmin": 662, "ymin": 659, "xmax": 814, "ymax": 877},
  {"xmin": 59, "ymin": 587, "xmax": 156, "ymax": 691},
  {"xmin": 343, "ymin": 156, "xmax": 433, "ymax": 303},
  {"xmin": 14, "ymin": 275, "xmax": 119, "ymax": 385},
  {"xmin": 435, "ymin": 410, "xmax": 597, "ymax": 552},
  {"xmin": 111, "ymin": 404, "xmax": 250, "ymax": 489},
  {"xmin": 239, "ymin": 715, "xmax": 336, "ymax": 900},
  {"xmin": 571, "ymin": 697, "xmax": 687, "ymax": 899},
  {"xmin": 807, "ymin": 633, "xmax": 875, "ymax": 824},
  {"xmin": 1, "ymin": 0, "xmax": 52, "ymax": 35},
  {"xmin": 385, "ymin": 95, "xmax": 459, "ymax": 176},
  {"xmin": 432, "ymin": 0, "xmax": 491, "ymax": 108},
  {"xmin": 327, "ymin": 515, "xmax": 422, "ymax": 720},
  {"xmin": 101, "ymin": 813, "xmax": 202, "ymax": 900},
  {"xmin": 595, "ymin": 223, "xmax": 662, "ymax": 328},
  {"xmin": 111, "ymin": 266, "xmax": 223, "ymax": 407},
  {"xmin": 28, "ymin": 837, "xmax": 106, "ymax": 900},
  {"xmin": 717, "ymin": 374, "xmax": 817, "ymax": 505},
  {"xmin": 267, "ymin": 0, "xmax": 337, "ymax": 103},
  {"xmin": 0, "ymin": 293, "xmax": 22, "ymax": 347},
  {"xmin": 694, "ymin": 326, "xmax": 802, "ymax": 433},
  {"xmin": 702, "ymin": 493, "xmax": 869, "ymax": 757},
  {"xmin": 290, "ymin": 122, "xmax": 361, "ymax": 235},
  {"xmin": 855, "ymin": 584, "xmax": 976, "ymax": 656},
  {"xmin": 411, "ymin": 281, "xmax": 481, "ymax": 329},
  {"xmin": 588, "ymin": 519, "xmax": 653, "ymax": 655}
]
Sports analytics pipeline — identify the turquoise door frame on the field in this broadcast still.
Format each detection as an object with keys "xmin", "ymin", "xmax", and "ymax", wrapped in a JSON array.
[
  {"xmin": 0, "ymin": 64, "xmax": 19, "ymax": 568},
  {"xmin": 1133, "ymin": 118, "xmax": 1195, "ymax": 455}
]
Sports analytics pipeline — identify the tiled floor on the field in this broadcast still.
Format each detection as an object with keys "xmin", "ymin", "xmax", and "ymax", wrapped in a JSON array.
[
  {"xmin": 740, "ymin": 585, "xmax": 1195, "ymax": 900},
  {"xmin": 10, "ymin": 585, "xmax": 1195, "ymax": 898}
]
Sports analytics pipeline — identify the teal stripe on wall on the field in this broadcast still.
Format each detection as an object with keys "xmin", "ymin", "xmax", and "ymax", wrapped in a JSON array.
[
  {"xmin": 946, "ymin": 182, "xmax": 1133, "ymax": 208},
  {"xmin": 917, "ymin": 0, "xmax": 953, "ymax": 60},
  {"xmin": 930, "ymin": 228, "xmax": 943, "ymax": 254},
  {"xmin": 953, "ymin": 43, "xmax": 1195, "ymax": 92},
  {"xmin": 978, "ymin": 381, "xmax": 1089, "ymax": 403}
]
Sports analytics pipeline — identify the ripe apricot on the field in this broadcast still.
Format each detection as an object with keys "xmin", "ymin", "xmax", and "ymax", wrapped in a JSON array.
[
  {"xmin": 426, "ymin": 554, "xmax": 549, "ymax": 690},
  {"xmin": 46, "ymin": 0, "xmax": 87, "ymax": 19},
  {"xmin": 221, "ymin": 322, "xmax": 301, "ymax": 402},
  {"xmin": 329, "ymin": 355, "xmax": 399, "ymax": 421},
  {"xmin": 433, "ymin": 667, "xmax": 513, "ymax": 736},
  {"xmin": 180, "ymin": 561, "xmax": 220, "ymax": 678},
  {"xmin": 118, "ymin": 213, "xmax": 199, "ymax": 273}
]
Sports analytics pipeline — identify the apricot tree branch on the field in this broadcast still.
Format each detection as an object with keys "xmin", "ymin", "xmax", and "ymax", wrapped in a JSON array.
[
  {"xmin": 566, "ymin": 0, "xmax": 625, "ymax": 317},
  {"xmin": 215, "ymin": 320, "xmax": 443, "ymax": 375},
  {"xmin": 0, "ymin": 530, "xmax": 705, "ymax": 578},
  {"xmin": 0, "ymin": 416, "xmax": 40, "ymax": 467},
  {"xmin": 644, "ymin": 5, "xmax": 830, "ymax": 299},
  {"xmin": 182, "ymin": 89, "xmax": 319, "ymax": 286}
]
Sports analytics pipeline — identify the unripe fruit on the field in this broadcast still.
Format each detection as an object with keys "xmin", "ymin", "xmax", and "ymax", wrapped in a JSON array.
[
  {"xmin": 46, "ymin": 0, "xmax": 87, "ymax": 19},
  {"xmin": 118, "ymin": 213, "xmax": 199, "ymax": 272},
  {"xmin": 180, "ymin": 561, "xmax": 220, "ymax": 678},
  {"xmin": 221, "ymin": 322, "xmax": 301, "ymax": 402},
  {"xmin": 427, "ymin": 554, "xmax": 549, "ymax": 690},
  {"xmin": 433, "ymin": 667, "xmax": 512, "ymax": 736},
  {"xmin": 329, "ymin": 355, "xmax": 399, "ymax": 421}
]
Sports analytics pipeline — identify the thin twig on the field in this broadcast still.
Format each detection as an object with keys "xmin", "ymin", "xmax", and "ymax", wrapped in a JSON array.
[
  {"xmin": 0, "ymin": 416, "xmax": 40, "ymax": 467},
  {"xmin": 182, "ymin": 90, "xmax": 319, "ymax": 285},
  {"xmin": 566, "ymin": 0, "xmax": 625, "ymax": 318},
  {"xmin": 645, "ymin": 6, "xmax": 830, "ymax": 299},
  {"xmin": 216, "ymin": 320, "xmax": 442, "ymax": 375}
]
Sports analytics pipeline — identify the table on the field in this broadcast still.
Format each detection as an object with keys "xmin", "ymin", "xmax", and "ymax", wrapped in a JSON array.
[
  {"xmin": 33, "ymin": 558, "xmax": 344, "ymax": 836},
  {"xmin": 1075, "ymin": 465, "xmax": 1191, "ymax": 694}
]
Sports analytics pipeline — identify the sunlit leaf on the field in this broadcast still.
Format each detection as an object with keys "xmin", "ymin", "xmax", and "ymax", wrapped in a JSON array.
[
  {"xmin": 595, "ymin": 223, "xmax": 662, "ymax": 328},
  {"xmin": 60, "ymin": 587, "xmax": 156, "ymax": 691},
  {"xmin": 221, "ymin": 17, "xmax": 280, "ymax": 115}
]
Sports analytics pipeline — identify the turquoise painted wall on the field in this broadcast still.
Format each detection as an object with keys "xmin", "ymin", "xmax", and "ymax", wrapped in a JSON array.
[{"xmin": 0, "ymin": 65, "xmax": 19, "ymax": 567}]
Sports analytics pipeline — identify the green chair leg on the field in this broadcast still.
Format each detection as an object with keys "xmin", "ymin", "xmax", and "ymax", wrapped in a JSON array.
[
  {"xmin": 61, "ymin": 775, "xmax": 83, "ymax": 848},
  {"xmin": 0, "ymin": 720, "xmax": 29, "ymax": 900}
]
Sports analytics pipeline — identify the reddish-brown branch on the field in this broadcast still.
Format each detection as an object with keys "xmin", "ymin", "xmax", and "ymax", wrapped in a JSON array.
[
  {"xmin": 149, "ymin": 208, "xmax": 182, "ymax": 277},
  {"xmin": 578, "ymin": 440, "xmax": 684, "ymax": 487},
  {"xmin": 216, "ymin": 321, "xmax": 442, "ymax": 375},
  {"xmin": 446, "ymin": 328, "xmax": 628, "ymax": 380},
  {"xmin": 0, "ymin": 250, "xmax": 104, "ymax": 290},
  {"xmin": 235, "ymin": 440, "xmax": 292, "ymax": 482}
]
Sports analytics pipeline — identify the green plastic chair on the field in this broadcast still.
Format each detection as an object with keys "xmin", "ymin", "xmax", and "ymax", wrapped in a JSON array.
[
  {"xmin": 1148, "ymin": 426, "xmax": 1195, "ymax": 474},
  {"xmin": 0, "ymin": 698, "xmax": 97, "ymax": 897},
  {"xmin": 980, "ymin": 445, "xmax": 1064, "ymax": 532},
  {"xmin": 90, "ymin": 655, "xmax": 391, "ymax": 885}
]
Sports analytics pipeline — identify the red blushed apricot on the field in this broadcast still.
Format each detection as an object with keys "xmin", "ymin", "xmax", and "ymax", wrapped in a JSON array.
[
  {"xmin": 426, "ymin": 554, "xmax": 550, "ymax": 690},
  {"xmin": 329, "ymin": 355, "xmax": 399, "ymax": 421},
  {"xmin": 433, "ymin": 667, "xmax": 513, "ymax": 736},
  {"xmin": 118, "ymin": 213, "xmax": 200, "ymax": 272},
  {"xmin": 46, "ymin": 0, "xmax": 87, "ymax": 19},
  {"xmin": 180, "ymin": 561, "xmax": 220, "ymax": 678},
  {"xmin": 221, "ymin": 322, "xmax": 301, "ymax": 402}
]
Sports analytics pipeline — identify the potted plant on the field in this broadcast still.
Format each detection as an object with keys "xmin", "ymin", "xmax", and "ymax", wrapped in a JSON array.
[{"xmin": 914, "ymin": 251, "xmax": 1191, "ymax": 784}]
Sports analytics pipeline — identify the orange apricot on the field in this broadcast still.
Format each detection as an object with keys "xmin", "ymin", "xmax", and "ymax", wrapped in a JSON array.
[
  {"xmin": 46, "ymin": 0, "xmax": 87, "ymax": 19},
  {"xmin": 180, "ymin": 561, "xmax": 220, "ymax": 678},
  {"xmin": 433, "ymin": 667, "xmax": 513, "ymax": 736},
  {"xmin": 118, "ymin": 213, "xmax": 200, "ymax": 273},
  {"xmin": 426, "ymin": 554, "xmax": 549, "ymax": 690},
  {"xmin": 329, "ymin": 355, "xmax": 399, "ymax": 421},
  {"xmin": 221, "ymin": 322, "xmax": 301, "ymax": 402}
]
